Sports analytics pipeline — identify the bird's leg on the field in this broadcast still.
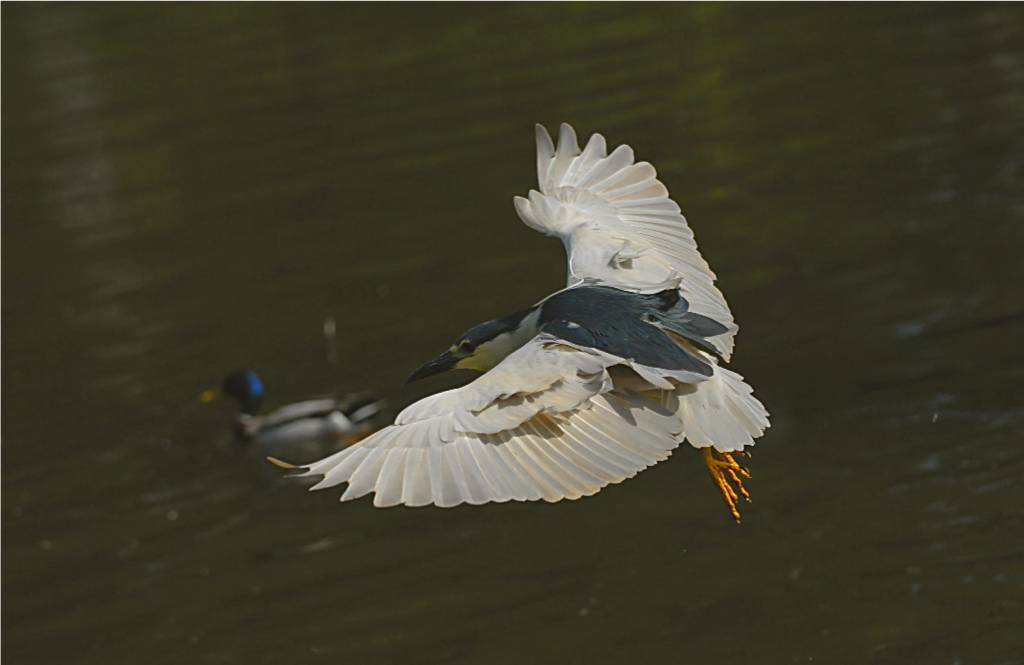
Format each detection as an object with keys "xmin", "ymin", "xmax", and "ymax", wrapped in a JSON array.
[{"xmin": 701, "ymin": 448, "xmax": 752, "ymax": 523}]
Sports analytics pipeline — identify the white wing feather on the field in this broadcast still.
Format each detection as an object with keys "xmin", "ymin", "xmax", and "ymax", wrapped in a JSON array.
[
  {"xmin": 298, "ymin": 335, "xmax": 685, "ymax": 507},
  {"xmin": 297, "ymin": 334, "xmax": 769, "ymax": 508},
  {"xmin": 514, "ymin": 123, "xmax": 737, "ymax": 360}
]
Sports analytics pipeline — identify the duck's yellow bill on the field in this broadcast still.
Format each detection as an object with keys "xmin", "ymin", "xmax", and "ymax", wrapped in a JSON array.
[{"xmin": 199, "ymin": 388, "xmax": 220, "ymax": 403}]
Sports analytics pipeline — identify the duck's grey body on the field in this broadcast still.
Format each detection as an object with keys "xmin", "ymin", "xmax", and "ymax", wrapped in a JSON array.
[
  {"xmin": 215, "ymin": 368, "xmax": 386, "ymax": 464},
  {"xmin": 236, "ymin": 395, "xmax": 384, "ymax": 463}
]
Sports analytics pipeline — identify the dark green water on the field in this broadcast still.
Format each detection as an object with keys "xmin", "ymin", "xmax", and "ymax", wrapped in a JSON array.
[{"xmin": 3, "ymin": 4, "xmax": 1023, "ymax": 664}]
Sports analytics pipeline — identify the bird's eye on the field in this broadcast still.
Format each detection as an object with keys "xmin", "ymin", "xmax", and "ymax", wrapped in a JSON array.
[{"xmin": 459, "ymin": 340, "xmax": 476, "ymax": 353}]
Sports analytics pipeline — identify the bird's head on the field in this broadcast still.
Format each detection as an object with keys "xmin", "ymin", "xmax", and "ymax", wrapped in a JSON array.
[
  {"xmin": 201, "ymin": 369, "xmax": 265, "ymax": 415},
  {"xmin": 407, "ymin": 308, "xmax": 539, "ymax": 382}
]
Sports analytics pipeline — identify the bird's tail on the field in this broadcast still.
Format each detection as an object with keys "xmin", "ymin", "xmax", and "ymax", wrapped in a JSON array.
[{"xmin": 676, "ymin": 366, "xmax": 769, "ymax": 452}]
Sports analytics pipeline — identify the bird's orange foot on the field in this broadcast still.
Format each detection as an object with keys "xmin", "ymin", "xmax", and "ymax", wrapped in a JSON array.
[{"xmin": 702, "ymin": 448, "xmax": 752, "ymax": 523}]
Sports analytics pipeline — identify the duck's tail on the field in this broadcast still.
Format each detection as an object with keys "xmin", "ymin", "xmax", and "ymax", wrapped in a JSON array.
[{"xmin": 342, "ymin": 395, "xmax": 387, "ymax": 427}]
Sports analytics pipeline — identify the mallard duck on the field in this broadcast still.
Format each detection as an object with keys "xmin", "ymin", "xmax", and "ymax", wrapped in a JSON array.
[{"xmin": 203, "ymin": 369, "xmax": 386, "ymax": 464}]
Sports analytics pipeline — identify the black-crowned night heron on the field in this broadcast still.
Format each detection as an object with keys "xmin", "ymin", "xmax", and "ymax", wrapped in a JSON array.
[
  {"xmin": 203, "ymin": 369, "xmax": 386, "ymax": 463},
  {"xmin": 276, "ymin": 124, "xmax": 769, "ymax": 521}
]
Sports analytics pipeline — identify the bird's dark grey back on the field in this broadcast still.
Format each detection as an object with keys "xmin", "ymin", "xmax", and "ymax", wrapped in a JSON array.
[{"xmin": 538, "ymin": 285, "xmax": 729, "ymax": 374}]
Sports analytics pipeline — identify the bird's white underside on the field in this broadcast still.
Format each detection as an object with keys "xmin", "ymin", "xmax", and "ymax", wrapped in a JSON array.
[{"xmin": 299, "ymin": 124, "xmax": 769, "ymax": 508}]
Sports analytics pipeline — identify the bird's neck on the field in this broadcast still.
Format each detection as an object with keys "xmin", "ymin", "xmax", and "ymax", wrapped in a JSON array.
[{"xmin": 468, "ymin": 307, "xmax": 543, "ymax": 371}]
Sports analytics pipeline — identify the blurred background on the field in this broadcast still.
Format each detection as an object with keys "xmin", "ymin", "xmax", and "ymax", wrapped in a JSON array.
[{"xmin": 3, "ymin": 4, "xmax": 1023, "ymax": 664}]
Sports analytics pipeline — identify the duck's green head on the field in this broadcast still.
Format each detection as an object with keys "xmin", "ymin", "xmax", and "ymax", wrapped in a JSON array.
[{"xmin": 207, "ymin": 369, "xmax": 265, "ymax": 415}]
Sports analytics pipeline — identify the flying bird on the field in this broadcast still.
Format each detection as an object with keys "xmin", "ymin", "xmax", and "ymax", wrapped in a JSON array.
[{"xmin": 278, "ymin": 124, "xmax": 769, "ymax": 521}]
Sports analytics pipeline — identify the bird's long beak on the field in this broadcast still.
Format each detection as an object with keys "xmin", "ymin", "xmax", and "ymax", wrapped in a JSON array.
[{"xmin": 406, "ymin": 350, "xmax": 458, "ymax": 383}]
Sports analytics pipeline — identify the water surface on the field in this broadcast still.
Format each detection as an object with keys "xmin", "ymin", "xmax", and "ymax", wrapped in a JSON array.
[{"xmin": 3, "ymin": 4, "xmax": 1023, "ymax": 664}]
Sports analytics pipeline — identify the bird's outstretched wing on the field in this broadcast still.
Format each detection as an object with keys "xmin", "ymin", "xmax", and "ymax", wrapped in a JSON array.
[
  {"xmin": 513, "ymin": 123, "xmax": 737, "ymax": 359},
  {"xmin": 295, "ymin": 334, "xmax": 685, "ymax": 507}
]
